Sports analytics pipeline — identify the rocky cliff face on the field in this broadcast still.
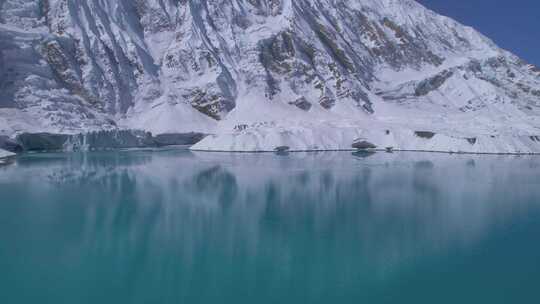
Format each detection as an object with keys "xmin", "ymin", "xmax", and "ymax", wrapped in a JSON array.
[{"xmin": 1, "ymin": 0, "xmax": 540, "ymax": 152}]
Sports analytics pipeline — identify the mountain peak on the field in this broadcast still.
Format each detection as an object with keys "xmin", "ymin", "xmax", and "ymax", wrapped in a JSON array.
[{"xmin": 1, "ymin": 0, "xmax": 539, "ymax": 153}]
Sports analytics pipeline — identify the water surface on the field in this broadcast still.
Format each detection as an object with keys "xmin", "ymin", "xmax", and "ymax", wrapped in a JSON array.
[{"xmin": 1, "ymin": 148, "xmax": 540, "ymax": 303}]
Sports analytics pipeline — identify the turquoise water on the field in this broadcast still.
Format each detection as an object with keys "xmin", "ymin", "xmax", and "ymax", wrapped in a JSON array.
[{"xmin": 1, "ymin": 148, "xmax": 540, "ymax": 303}]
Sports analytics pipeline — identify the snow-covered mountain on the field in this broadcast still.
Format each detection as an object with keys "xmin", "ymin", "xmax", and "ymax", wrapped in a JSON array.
[{"xmin": 1, "ymin": 0, "xmax": 540, "ymax": 153}]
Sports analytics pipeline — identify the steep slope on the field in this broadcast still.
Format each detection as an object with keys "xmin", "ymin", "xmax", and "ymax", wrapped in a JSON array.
[{"xmin": 1, "ymin": 0, "xmax": 540, "ymax": 153}]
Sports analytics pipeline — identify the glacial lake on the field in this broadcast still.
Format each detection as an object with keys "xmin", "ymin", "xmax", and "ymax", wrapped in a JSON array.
[{"xmin": 1, "ymin": 148, "xmax": 540, "ymax": 303}]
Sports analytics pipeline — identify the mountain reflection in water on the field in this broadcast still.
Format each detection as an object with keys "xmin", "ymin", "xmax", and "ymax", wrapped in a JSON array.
[{"xmin": 1, "ymin": 149, "xmax": 539, "ymax": 303}]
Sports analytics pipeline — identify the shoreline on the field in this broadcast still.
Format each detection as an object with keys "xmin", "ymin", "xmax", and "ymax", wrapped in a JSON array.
[
  {"xmin": 10, "ymin": 146, "xmax": 534, "ymax": 157},
  {"xmin": 190, "ymin": 148, "xmax": 540, "ymax": 156},
  {"xmin": 5, "ymin": 129, "xmax": 540, "ymax": 156}
]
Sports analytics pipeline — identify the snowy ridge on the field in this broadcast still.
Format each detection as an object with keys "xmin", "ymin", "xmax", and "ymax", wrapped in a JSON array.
[{"xmin": 1, "ymin": 0, "xmax": 540, "ymax": 153}]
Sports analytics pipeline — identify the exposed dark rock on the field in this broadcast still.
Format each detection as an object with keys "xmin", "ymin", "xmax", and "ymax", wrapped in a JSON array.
[
  {"xmin": 42, "ymin": 39, "xmax": 100, "ymax": 107},
  {"xmin": 415, "ymin": 70, "xmax": 454, "ymax": 96},
  {"xmin": 288, "ymin": 97, "xmax": 312, "ymax": 111},
  {"xmin": 352, "ymin": 140, "xmax": 377, "ymax": 150},
  {"xmin": 186, "ymin": 89, "xmax": 228, "ymax": 120},
  {"xmin": 415, "ymin": 131, "xmax": 436, "ymax": 139},
  {"xmin": 311, "ymin": 21, "xmax": 355, "ymax": 72},
  {"xmin": 275, "ymin": 146, "xmax": 290, "ymax": 152},
  {"xmin": 259, "ymin": 32, "xmax": 295, "ymax": 74},
  {"xmin": 466, "ymin": 138, "xmax": 477, "ymax": 145},
  {"xmin": 362, "ymin": 103, "xmax": 375, "ymax": 114},
  {"xmin": 530, "ymin": 136, "xmax": 540, "ymax": 142},
  {"xmin": 385, "ymin": 147, "xmax": 394, "ymax": 153},
  {"xmin": 234, "ymin": 124, "xmax": 249, "ymax": 132},
  {"xmin": 319, "ymin": 92, "xmax": 336, "ymax": 109},
  {"xmin": 516, "ymin": 82, "xmax": 533, "ymax": 94},
  {"xmin": 258, "ymin": 31, "xmax": 297, "ymax": 99}
]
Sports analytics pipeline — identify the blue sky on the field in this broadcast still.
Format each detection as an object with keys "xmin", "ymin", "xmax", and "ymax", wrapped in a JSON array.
[{"xmin": 417, "ymin": 0, "xmax": 539, "ymax": 66}]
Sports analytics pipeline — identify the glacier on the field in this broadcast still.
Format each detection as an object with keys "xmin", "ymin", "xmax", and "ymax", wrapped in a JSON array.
[{"xmin": 1, "ymin": 0, "xmax": 540, "ymax": 153}]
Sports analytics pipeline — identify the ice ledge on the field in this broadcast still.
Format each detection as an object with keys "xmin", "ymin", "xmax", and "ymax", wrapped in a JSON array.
[{"xmin": 191, "ymin": 125, "xmax": 540, "ymax": 155}]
